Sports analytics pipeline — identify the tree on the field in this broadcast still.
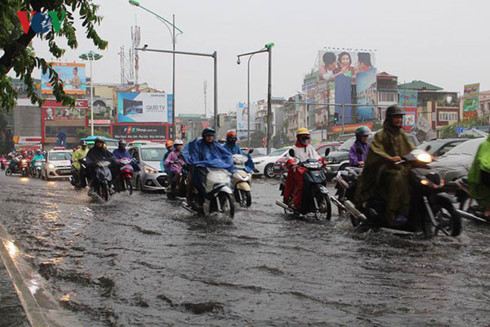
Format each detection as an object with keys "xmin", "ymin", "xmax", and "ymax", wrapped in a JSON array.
[
  {"xmin": 250, "ymin": 130, "xmax": 266, "ymax": 148},
  {"xmin": 0, "ymin": 0, "xmax": 108, "ymax": 110}
]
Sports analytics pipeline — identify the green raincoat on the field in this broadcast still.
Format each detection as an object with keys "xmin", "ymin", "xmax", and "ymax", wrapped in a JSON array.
[
  {"xmin": 355, "ymin": 120, "xmax": 415, "ymax": 225},
  {"xmin": 468, "ymin": 135, "xmax": 490, "ymax": 207}
]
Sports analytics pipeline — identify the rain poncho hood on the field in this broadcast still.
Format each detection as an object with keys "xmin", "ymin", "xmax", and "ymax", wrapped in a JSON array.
[
  {"xmin": 182, "ymin": 138, "xmax": 234, "ymax": 172},
  {"xmin": 468, "ymin": 135, "xmax": 490, "ymax": 206}
]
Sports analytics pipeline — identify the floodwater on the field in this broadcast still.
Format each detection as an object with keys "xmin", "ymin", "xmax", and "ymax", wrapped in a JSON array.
[{"xmin": 0, "ymin": 173, "xmax": 489, "ymax": 326}]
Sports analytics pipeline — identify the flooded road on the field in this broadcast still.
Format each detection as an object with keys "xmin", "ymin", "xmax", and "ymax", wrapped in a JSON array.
[{"xmin": 0, "ymin": 172, "xmax": 489, "ymax": 326}]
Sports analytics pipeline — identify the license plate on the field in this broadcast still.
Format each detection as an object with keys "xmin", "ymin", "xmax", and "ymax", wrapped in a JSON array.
[{"xmin": 60, "ymin": 170, "xmax": 71, "ymax": 174}]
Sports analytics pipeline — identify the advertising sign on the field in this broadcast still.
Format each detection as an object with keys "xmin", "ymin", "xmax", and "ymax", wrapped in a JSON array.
[
  {"xmin": 463, "ymin": 83, "xmax": 480, "ymax": 120},
  {"xmin": 319, "ymin": 50, "xmax": 377, "ymax": 123},
  {"xmin": 331, "ymin": 122, "xmax": 373, "ymax": 134},
  {"xmin": 42, "ymin": 99, "xmax": 88, "ymax": 121},
  {"xmin": 399, "ymin": 90, "xmax": 418, "ymax": 108},
  {"xmin": 41, "ymin": 62, "xmax": 86, "ymax": 95},
  {"xmin": 112, "ymin": 123, "xmax": 168, "ymax": 140},
  {"xmin": 236, "ymin": 102, "xmax": 256, "ymax": 135},
  {"xmin": 117, "ymin": 92, "xmax": 171, "ymax": 123}
]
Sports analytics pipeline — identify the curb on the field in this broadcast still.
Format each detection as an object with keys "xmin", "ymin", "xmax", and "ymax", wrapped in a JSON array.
[{"xmin": 0, "ymin": 224, "xmax": 82, "ymax": 327}]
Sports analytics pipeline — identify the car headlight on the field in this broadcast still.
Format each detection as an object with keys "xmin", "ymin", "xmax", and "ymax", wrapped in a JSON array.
[
  {"xmin": 48, "ymin": 163, "xmax": 55, "ymax": 169},
  {"xmin": 144, "ymin": 166, "xmax": 157, "ymax": 174}
]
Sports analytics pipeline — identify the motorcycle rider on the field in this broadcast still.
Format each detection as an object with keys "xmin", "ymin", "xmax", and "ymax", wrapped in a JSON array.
[
  {"xmin": 113, "ymin": 140, "xmax": 131, "ymax": 159},
  {"xmin": 73, "ymin": 141, "xmax": 89, "ymax": 187},
  {"xmin": 222, "ymin": 131, "xmax": 255, "ymax": 172},
  {"xmin": 164, "ymin": 139, "xmax": 185, "ymax": 191},
  {"xmin": 160, "ymin": 140, "xmax": 174, "ymax": 172},
  {"xmin": 181, "ymin": 128, "xmax": 234, "ymax": 206},
  {"xmin": 349, "ymin": 126, "xmax": 371, "ymax": 167},
  {"xmin": 30, "ymin": 150, "xmax": 45, "ymax": 168},
  {"xmin": 283, "ymin": 128, "xmax": 321, "ymax": 209},
  {"xmin": 355, "ymin": 104, "xmax": 415, "ymax": 226},
  {"xmin": 85, "ymin": 137, "xmax": 115, "ymax": 195},
  {"xmin": 467, "ymin": 134, "xmax": 490, "ymax": 220}
]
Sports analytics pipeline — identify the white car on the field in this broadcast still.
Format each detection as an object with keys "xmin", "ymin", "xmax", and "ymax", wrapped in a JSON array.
[
  {"xmin": 252, "ymin": 147, "xmax": 291, "ymax": 178},
  {"xmin": 42, "ymin": 149, "xmax": 73, "ymax": 180}
]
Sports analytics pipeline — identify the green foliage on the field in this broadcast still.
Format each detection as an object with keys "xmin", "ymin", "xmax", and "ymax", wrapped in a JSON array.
[
  {"xmin": 250, "ymin": 130, "xmax": 266, "ymax": 148},
  {"xmin": 439, "ymin": 116, "xmax": 488, "ymax": 139},
  {"xmin": 75, "ymin": 128, "xmax": 111, "ymax": 140},
  {"xmin": 0, "ymin": 0, "xmax": 108, "ymax": 110}
]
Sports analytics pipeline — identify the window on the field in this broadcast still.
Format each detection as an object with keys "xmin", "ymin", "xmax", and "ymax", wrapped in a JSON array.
[{"xmin": 379, "ymin": 92, "xmax": 396, "ymax": 102}]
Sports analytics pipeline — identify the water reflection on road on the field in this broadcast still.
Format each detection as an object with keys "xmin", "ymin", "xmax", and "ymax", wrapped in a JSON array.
[{"xmin": 0, "ymin": 173, "xmax": 489, "ymax": 326}]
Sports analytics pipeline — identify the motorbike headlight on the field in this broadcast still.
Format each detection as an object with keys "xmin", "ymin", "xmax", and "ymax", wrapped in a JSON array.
[
  {"xmin": 144, "ymin": 166, "xmax": 157, "ymax": 174},
  {"xmin": 416, "ymin": 152, "xmax": 432, "ymax": 164},
  {"xmin": 48, "ymin": 163, "xmax": 55, "ymax": 169}
]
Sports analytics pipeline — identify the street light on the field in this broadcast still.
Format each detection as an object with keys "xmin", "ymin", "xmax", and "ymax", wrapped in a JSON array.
[
  {"xmin": 237, "ymin": 42, "xmax": 274, "ymax": 153},
  {"xmin": 128, "ymin": 0, "xmax": 183, "ymax": 138},
  {"xmin": 79, "ymin": 51, "xmax": 103, "ymax": 136}
]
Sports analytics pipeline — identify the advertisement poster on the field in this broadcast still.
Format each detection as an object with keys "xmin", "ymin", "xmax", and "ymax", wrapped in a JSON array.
[
  {"xmin": 42, "ymin": 99, "xmax": 88, "ymax": 120},
  {"xmin": 399, "ymin": 90, "xmax": 418, "ymax": 131},
  {"xmin": 112, "ymin": 123, "xmax": 167, "ymax": 140},
  {"xmin": 41, "ymin": 62, "xmax": 86, "ymax": 95},
  {"xmin": 463, "ymin": 83, "xmax": 480, "ymax": 120},
  {"xmin": 117, "ymin": 92, "xmax": 171, "ymax": 123},
  {"xmin": 236, "ymin": 102, "xmax": 256, "ymax": 134},
  {"xmin": 319, "ymin": 50, "xmax": 377, "ymax": 123}
]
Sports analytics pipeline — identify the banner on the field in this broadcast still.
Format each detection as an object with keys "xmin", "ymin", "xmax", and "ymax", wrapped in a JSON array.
[
  {"xmin": 463, "ymin": 83, "xmax": 480, "ymax": 120},
  {"xmin": 319, "ymin": 50, "xmax": 377, "ymax": 123},
  {"xmin": 42, "ymin": 99, "xmax": 88, "ymax": 121},
  {"xmin": 117, "ymin": 92, "xmax": 171, "ymax": 123},
  {"xmin": 398, "ymin": 90, "xmax": 418, "ymax": 132},
  {"xmin": 112, "ymin": 123, "xmax": 167, "ymax": 140},
  {"xmin": 331, "ymin": 122, "xmax": 373, "ymax": 134},
  {"xmin": 41, "ymin": 62, "xmax": 86, "ymax": 95},
  {"xmin": 236, "ymin": 102, "xmax": 256, "ymax": 137}
]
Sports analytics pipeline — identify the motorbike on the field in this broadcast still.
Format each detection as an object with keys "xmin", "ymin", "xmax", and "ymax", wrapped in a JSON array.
[
  {"xmin": 182, "ymin": 167, "xmax": 235, "ymax": 219},
  {"xmin": 232, "ymin": 152, "xmax": 253, "ymax": 207},
  {"xmin": 30, "ymin": 160, "xmax": 44, "ymax": 178},
  {"xmin": 5, "ymin": 157, "xmax": 29, "ymax": 177},
  {"xmin": 454, "ymin": 177, "xmax": 490, "ymax": 224},
  {"xmin": 117, "ymin": 158, "xmax": 135, "ymax": 195},
  {"xmin": 166, "ymin": 164, "xmax": 187, "ymax": 200},
  {"xmin": 331, "ymin": 148, "xmax": 462, "ymax": 237},
  {"xmin": 276, "ymin": 148, "xmax": 332, "ymax": 221},
  {"xmin": 90, "ymin": 161, "xmax": 113, "ymax": 202},
  {"xmin": 70, "ymin": 157, "xmax": 87, "ymax": 189}
]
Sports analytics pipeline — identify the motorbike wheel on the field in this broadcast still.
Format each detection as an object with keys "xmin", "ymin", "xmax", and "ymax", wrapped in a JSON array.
[
  {"xmin": 37, "ymin": 169, "xmax": 42, "ymax": 179},
  {"xmin": 99, "ymin": 183, "xmax": 109, "ymax": 202},
  {"xmin": 314, "ymin": 193, "xmax": 332, "ymax": 221},
  {"xmin": 218, "ymin": 192, "xmax": 235, "ymax": 219},
  {"xmin": 5, "ymin": 168, "xmax": 12, "ymax": 176},
  {"xmin": 126, "ymin": 178, "xmax": 133, "ymax": 195},
  {"xmin": 431, "ymin": 198, "xmax": 462, "ymax": 237}
]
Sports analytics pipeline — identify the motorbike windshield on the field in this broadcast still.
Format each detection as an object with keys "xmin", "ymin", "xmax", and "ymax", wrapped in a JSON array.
[{"xmin": 182, "ymin": 138, "xmax": 234, "ymax": 171}]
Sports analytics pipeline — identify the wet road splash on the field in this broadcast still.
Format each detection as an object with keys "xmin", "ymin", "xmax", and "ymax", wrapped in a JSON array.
[{"xmin": 0, "ymin": 173, "xmax": 489, "ymax": 326}]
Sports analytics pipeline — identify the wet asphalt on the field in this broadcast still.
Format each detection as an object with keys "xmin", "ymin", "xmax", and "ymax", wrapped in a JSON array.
[{"xmin": 0, "ymin": 172, "xmax": 489, "ymax": 326}]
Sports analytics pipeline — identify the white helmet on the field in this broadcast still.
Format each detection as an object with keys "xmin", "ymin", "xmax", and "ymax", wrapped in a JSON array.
[{"xmin": 173, "ymin": 139, "xmax": 184, "ymax": 145}]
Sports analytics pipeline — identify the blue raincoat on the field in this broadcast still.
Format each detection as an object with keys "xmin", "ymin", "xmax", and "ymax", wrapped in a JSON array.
[
  {"xmin": 182, "ymin": 138, "xmax": 234, "ymax": 171},
  {"xmin": 223, "ymin": 143, "xmax": 255, "ymax": 173}
]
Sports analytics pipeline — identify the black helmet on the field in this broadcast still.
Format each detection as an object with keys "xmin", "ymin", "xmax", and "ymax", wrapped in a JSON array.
[
  {"xmin": 386, "ymin": 105, "xmax": 405, "ymax": 116},
  {"xmin": 80, "ymin": 140, "xmax": 88, "ymax": 146},
  {"xmin": 202, "ymin": 128, "xmax": 216, "ymax": 137},
  {"xmin": 118, "ymin": 139, "xmax": 127, "ymax": 146},
  {"xmin": 94, "ymin": 137, "xmax": 105, "ymax": 144},
  {"xmin": 355, "ymin": 126, "xmax": 371, "ymax": 139}
]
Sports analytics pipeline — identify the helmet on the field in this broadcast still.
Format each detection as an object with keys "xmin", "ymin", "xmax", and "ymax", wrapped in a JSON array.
[
  {"xmin": 36, "ymin": 150, "xmax": 41, "ymax": 155},
  {"xmin": 118, "ymin": 139, "xmax": 127, "ymax": 146},
  {"xmin": 202, "ymin": 128, "xmax": 216, "ymax": 137},
  {"xmin": 165, "ymin": 140, "xmax": 174, "ymax": 148},
  {"xmin": 174, "ymin": 139, "xmax": 184, "ymax": 146},
  {"xmin": 296, "ymin": 128, "xmax": 310, "ymax": 136},
  {"xmin": 355, "ymin": 126, "xmax": 371, "ymax": 139},
  {"xmin": 226, "ymin": 131, "xmax": 237, "ymax": 142},
  {"xmin": 94, "ymin": 137, "xmax": 105, "ymax": 144},
  {"xmin": 385, "ymin": 105, "xmax": 405, "ymax": 116},
  {"xmin": 80, "ymin": 140, "xmax": 88, "ymax": 146}
]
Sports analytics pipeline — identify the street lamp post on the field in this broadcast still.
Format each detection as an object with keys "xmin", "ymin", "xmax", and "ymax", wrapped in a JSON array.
[
  {"xmin": 129, "ymin": 0, "xmax": 182, "ymax": 138},
  {"xmin": 237, "ymin": 42, "xmax": 274, "ymax": 153},
  {"xmin": 79, "ymin": 51, "xmax": 103, "ymax": 136}
]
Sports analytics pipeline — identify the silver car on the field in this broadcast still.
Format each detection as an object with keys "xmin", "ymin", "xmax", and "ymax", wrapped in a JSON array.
[{"xmin": 128, "ymin": 143, "xmax": 168, "ymax": 192}]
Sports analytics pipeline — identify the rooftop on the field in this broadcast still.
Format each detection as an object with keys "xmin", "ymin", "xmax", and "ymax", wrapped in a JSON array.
[{"xmin": 398, "ymin": 80, "xmax": 443, "ymax": 91}]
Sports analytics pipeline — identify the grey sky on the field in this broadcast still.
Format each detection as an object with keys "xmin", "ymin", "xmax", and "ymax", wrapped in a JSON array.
[{"xmin": 31, "ymin": 0, "xmax": 490, "ymax": 114}]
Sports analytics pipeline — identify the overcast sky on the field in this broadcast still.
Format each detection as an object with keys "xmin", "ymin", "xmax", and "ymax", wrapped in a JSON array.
[{"xmin": 30, "ymin": 0, "xmax": 490, "ymax": 115}]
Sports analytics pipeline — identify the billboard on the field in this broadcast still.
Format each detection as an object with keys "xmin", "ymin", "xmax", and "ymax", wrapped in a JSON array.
[
  {"xmin": 112, "ymin": 123, "xmax": 168, "ymax": 140},
  {"xmin": 117, "ymin": 92, "xmax": 172, "ymax": 123},
  {"xmin": 463, "ymin": 83, "xmax": 480, "ymax": 120},
  {"xmin": 236, "ymin": 102, "xmax": 256, "ymax": 134},
  {"xmin": 41, "ymin": 62, "xmax": 86, "ymax": 95},
  {"xmin": 398, "ymin": 90, "xmax": 418, "ymax": 132},
  {"xmin": 42, "ymin": 99, "xmax": 88, "ymax": 121},
  {"xmin": 319, "ymin": 50, "xmax": 377, "ymax": 123}
]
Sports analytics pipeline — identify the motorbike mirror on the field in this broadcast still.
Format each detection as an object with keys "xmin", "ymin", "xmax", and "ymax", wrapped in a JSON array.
[
  {"xmin": 248, "ymin": 148, "xmax": 254, "ymax": 154},
  {"xmin": 425, "ymin": 145, "xmax": 432, "ymax": 152},
  {"xmin": 289, "ymin": 148, "xmax": 295, "ymax": 157},
  {"xmin": 324, "ymin": 148, "xmax": 330, "ymax": 157}
]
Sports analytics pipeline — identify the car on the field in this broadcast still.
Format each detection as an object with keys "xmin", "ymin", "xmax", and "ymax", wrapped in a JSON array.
[
  {"xmin": 252, "ymin": 147, "xmax": 291, "ymax": 178},
  {"xmin": 316, "ymin": 142, "xmax": 342, "ymax": 156},
  {"xmin": 417, "ymin": 138, "xmax": 468, "ymax": 158},
  {"xmin": 41, "ymin": 149, "xmax": 73, "ymax": 180},
  {"xmin": 430, "ymin": 137, "xmax": 485, "ymax": 187},
  {"xmin": 128, "ymin": 143, "xmax": 168, "ymax": 192}
]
